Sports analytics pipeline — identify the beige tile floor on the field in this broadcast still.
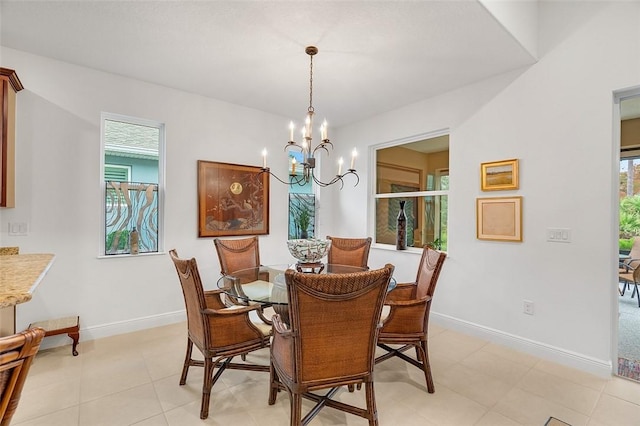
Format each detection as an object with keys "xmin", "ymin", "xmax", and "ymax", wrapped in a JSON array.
[{"xmin": 11, "ymin": 321, "xmax": 640, "ymax": 426}]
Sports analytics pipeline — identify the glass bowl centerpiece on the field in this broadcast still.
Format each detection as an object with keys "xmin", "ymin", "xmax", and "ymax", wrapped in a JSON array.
[{"xmin": 287, "ymin": 238, "xmax": 331, "ymax": 272}]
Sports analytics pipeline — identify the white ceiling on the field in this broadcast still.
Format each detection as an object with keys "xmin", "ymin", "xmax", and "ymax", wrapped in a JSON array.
[{"xmin": 0, "ymin": 1, "xmax": 538, "ymax": 127}]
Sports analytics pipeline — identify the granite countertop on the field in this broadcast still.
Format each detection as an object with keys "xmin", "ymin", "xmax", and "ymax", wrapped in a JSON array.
[{"xmin": 0, "ymin": 254, "xmax": 55, "ymax": 308}]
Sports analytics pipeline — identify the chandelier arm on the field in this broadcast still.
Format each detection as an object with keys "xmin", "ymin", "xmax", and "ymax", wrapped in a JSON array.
[
  {"xmin": 344, "ymin": 170, "xmax": 360, "ymax": 187},
  {"xmin": 310, "ymin": 169, "xmax": 330, "ymax": 188},
  {"xmin": 285, "ymin": 142, "xmax": 304, "ymax": 152},
  {"xmin": 311, "ymin": 169, "xmax": 351, "ymax": 190},
  {"xmin": 259, "ymin": 168, "xmax": 306, "ymax": 186},
  {"xmin": 311, "ymin": 141, "xmax": 333, "ymax": 157}
]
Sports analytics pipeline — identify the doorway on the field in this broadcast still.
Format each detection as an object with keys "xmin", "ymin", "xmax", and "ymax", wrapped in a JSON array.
[{"xmin": 616, "ymin": 92, "xmax": 640, "ymax": 380}]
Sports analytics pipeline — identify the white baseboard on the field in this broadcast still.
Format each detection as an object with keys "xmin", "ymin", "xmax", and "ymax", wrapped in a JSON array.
[
  {"xmin": 432, "ymin": 312, "xmax": 613, "ymax": 378},
  {"xmin": 37, "ymin": 310, "xmax": 186, "ymax": 352},
  {"xmin": 37, "ymin": 308, "xmax": 613, "ymax": 379}
]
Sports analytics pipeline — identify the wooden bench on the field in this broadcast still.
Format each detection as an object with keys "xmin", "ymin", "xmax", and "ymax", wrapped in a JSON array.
[{"xmin": 28, "ymin": 316, "xmax": 79, "ymax": 356}]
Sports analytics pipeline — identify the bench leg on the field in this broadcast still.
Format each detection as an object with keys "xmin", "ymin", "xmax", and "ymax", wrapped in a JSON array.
[{"xmin": 69, "ymin": 331, "xmax": 79, "ymax": 356}]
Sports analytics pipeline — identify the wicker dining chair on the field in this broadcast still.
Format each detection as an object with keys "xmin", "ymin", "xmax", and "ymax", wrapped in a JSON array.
[
  {"xmin": 325, "ymin": 236, "xmax": 372, "ymax": 269},
  {"xmin": 214, "ymin": 236, "xmax": 261, "ymax": 275},
  {"xmin": 375, "ymin": 245, "xmax": 446, "ymax": 393},
  {"xmin": 620, "ymin": 262, "xmax": 640, "ymax": 306},
  {"xmin": 213, "ymin": 236, "xmax": 272, "ymax": 324},
  {"xmin": 269, "ymin": 264, "xmax": 394, "ymax": 426},
  {"xmin": 0, "ymin": 327, "xmax": 45, "ymax": 426},
  {"xmin": 169, "ymin": 249, "xmax": 270, "ymax": 420}
]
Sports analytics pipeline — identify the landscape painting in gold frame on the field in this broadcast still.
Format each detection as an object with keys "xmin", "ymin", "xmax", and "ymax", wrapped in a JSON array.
[
  {"xmin": 476, "ymin": 196, "xmax": 522, "ymax": 242},
  {"xmin": 197, "ymin": 160, "xmax": 269, "ymax": 237},
  {"xmin": 480, "ymin": 158, "xmax": 519, "ymax": 191}
]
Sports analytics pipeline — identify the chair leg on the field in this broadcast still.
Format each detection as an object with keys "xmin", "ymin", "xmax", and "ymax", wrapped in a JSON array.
[
  {"xmin": 268, "ymin": 364, "xmax": 279, "ymax": 405},
  {"xmin": 180, "ymin": 338, "xmax": 194, "ymax": 385},
  {"xmin": 364, "ymin": 381, "xmax": 379, "ymax": 426},
  {"xmin": 418, "ymin": 340, "xmax": 435, "ymax": 393},
  {"xmin": 291, "ymin": 392, "xmax": 302, "ymax": 426},
  {"xmin": 200, "ymin": 357, "xmax": 215, "ymax": 419}
]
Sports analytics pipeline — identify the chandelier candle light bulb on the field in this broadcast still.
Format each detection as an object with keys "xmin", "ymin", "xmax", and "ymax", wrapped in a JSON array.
[
  {"xmin": 262, "ymin": 148, "xmax": 267, "ymax": 168},
  {"xmin": 350, "ymin": 149, "xmax": 357, "ymax": 170},
  {"xmin": 291, "ymin": 158, "xmax": 296, "ymax": 175},
  {"xmin": 338, "ymin": 157, "xmax": 343, "ymax": 175},
  {"xmin": 321, "ymin": 120, "xmax": 328, "ymax": 141},
  {"xmin": 289, "ymin": 121, "xmax": 295, "ymax": 142}
]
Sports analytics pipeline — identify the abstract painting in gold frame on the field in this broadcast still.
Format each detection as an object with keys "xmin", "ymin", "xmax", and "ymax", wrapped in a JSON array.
[
  {"xmin": 476, "ymin": 196, "xmax": 522, "ymax": 242},
  {"xmin": 197, "ymin": 160, "xmax": 269, "ymax": 237},
  {"xmin": 480, "ymin": 158, "xmax": 519, "ymax": 191}
]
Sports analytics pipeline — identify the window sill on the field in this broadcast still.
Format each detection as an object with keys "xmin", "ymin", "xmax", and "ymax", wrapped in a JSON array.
[
  {"xmin": 372, "ymin": 244, "xmax": 423, "ymax": 254},
  {"xmin": 97, "ymin": 251, "xmax": 166, "ymax": 259},
  {"xmin": 372, "ymin": 244, "xmax": 449, "ymax": 257}
]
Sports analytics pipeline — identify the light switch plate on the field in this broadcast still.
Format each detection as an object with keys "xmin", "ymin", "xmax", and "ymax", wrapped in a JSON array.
[
  {"xmin": 547, "ymin": 228, "xmax": 571, "ymax": 243},
  {"xmin": 8, "ymin": 222, "xmax": 28, "ymax": 236}
]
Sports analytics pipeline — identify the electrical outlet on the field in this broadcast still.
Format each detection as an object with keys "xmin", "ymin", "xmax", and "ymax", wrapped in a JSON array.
[{"xmin": 523, "ymin": 300, "xmax": 534, "ymax": 315}]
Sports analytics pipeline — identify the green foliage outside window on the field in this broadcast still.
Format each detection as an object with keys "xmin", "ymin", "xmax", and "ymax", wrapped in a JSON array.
[
  {"xmin": 620, "ymin": 195, "xmax": 640, "ymax": 250},
  {"xmin": 106, "ymin": 229, "xmax": 130, "ymax": 252}
]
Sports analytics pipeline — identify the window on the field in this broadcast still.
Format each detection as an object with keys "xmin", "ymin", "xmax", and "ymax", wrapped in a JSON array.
[
  {"xmin": 374, "ymin": 133, "xmax": 449, "ymax": 250},
  {"xmin": 288, "ymin": 151, "xmax": 315, "ymax": 239},
  {"xmin": 101, "ymin": 113, "xmax": 164, "ymax": 255}
]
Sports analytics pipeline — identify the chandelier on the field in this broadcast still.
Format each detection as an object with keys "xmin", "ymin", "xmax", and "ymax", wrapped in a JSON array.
[{"xmin": 260, "ymin": 46, "xmax": 359, "ymax": 189}]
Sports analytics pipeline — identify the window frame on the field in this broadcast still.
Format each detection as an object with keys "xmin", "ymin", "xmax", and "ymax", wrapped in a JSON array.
[
  {"xmin": 99, "ymin": 112, "xmax": 165, "ymax": 257},
  {"xmin": 370, "ymin": 129, "xmax": 450, "ymax": 251}
]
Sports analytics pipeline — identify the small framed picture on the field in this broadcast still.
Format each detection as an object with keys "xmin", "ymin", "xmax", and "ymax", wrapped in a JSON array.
[
  {"xmin": 476, "ymin": 196, "xmax": 522, "ymax": 242},
  {"xmin": 480, "ymin": 159, "xmax": 519, "ymax": 191}
]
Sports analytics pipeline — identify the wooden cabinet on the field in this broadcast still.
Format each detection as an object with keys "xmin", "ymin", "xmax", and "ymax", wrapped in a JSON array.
[{"xmin": 0, "ymin": 68, "xmax": 24, "ymax": 208}]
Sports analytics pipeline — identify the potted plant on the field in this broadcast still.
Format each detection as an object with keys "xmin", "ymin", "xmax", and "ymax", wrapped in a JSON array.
[{"xmin": 296, "ymin": 207, "xmax": 311, "ymax": 239}]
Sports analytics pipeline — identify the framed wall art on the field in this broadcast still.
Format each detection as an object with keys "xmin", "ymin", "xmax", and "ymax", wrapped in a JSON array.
[
  {"xmin": 197, "ymin": 160, "xmax": 269, "ymax": 237},
  {"xmin": 476, "ymin": 196, "xmax": 522, "ymax": 242},
  {"xmin": 480, "ymin": 158, "xmax": 519, "ymax": 191}
]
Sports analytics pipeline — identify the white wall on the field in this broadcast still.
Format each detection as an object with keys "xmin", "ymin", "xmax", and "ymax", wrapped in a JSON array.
[
  {"xmin": 0, "ymin": 47, "xmax": 295, "ymax": 344},
  {"xmin": 334, "ymin": 1, "xmax": 640, "ymax": 376}
]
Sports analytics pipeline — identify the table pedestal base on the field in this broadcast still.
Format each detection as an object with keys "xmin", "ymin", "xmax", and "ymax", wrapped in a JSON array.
[{"xmin": 295, "ymin": 262, "xmax": 325, "ymax": 274}]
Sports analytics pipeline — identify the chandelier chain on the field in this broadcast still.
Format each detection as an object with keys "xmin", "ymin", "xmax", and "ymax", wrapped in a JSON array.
[{"xmin": 308, "ymin": 54, "xmax": 314, "ymax": 113}]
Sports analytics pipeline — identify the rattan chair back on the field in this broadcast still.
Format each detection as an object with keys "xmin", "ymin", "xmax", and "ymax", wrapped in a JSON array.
[
  {"xmin": 0, "ymin": 327, "xmax": 45, "ymax": 426},
  {"xmin": 325, "ymin": 236, "xmax": 372, "ymax": 269},
  {"xmin": 214, "ymin": 236, "xmax": 260, "ymax": 274},
  {"xmin": 269, "ymin": 264, "xmax": 394, "ymax": 425},
  {"xmin": 415, "ymin": 246, "xmax": 447, "ymax": 301}
]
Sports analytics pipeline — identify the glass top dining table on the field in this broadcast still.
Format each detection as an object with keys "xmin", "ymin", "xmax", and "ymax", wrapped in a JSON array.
[{"xmin": 216, "ymin": 263, "xmax": 395, "ymax": 306}]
